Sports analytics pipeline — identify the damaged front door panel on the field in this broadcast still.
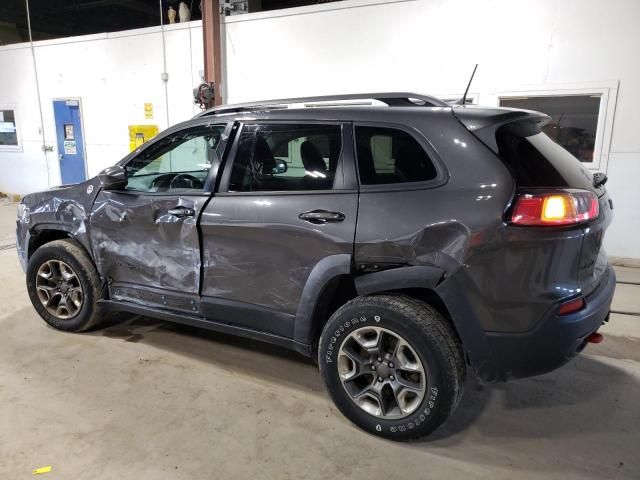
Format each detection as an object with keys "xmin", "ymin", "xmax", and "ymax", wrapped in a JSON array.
[{"xmin": 90, "ymin": 191, "xmax": 206, "ymax": 304}]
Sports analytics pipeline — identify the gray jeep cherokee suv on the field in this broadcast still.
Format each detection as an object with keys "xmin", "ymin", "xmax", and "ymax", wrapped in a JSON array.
[{"xmin": 16, "ymin": 93, "xmax": 615, "ymax": 440}]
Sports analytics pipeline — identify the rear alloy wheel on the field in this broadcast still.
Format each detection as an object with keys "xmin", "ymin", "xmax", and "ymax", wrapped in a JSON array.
[
  {"xmin": 319, "ymin": 294, "xmax": 464, "ymax": 440},
  {"xmin": 338, "ymin": 326, "xmax": 426, "ymax": 419},
  {"xmin": 27, "ymin": 239, "xmax": 104, "ymax": 332}
]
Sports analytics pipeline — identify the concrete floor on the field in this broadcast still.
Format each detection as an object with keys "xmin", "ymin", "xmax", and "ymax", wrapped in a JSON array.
[{"xmin": 0, "ymin": 201, "xmax": 639, "ymax": 480}]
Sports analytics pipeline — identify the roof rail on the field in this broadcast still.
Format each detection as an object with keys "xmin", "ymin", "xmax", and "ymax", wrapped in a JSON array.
[{"xmin": 196, "ymin": 92, "xmax": 448, "ymax": 117}]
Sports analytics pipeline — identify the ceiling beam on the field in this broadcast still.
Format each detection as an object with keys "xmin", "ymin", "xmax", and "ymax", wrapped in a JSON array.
[{"xmin": 27, "ymin": 0, "xmax": 157, "ymax": 17}]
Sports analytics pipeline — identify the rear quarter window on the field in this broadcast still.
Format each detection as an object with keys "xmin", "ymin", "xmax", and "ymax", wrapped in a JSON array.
[{"xmin": 355, "ymin": 126, "xmax": 437, "ymax": 185}]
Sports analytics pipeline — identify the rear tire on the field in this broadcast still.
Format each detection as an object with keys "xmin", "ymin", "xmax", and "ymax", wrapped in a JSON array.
[
  {"xmin": 318, "ymin": 294, "xmax": 464, "ymax": 440},
  {"xmin": 26, "ymin": 239, "xmax": 104, "ymax": 332}
]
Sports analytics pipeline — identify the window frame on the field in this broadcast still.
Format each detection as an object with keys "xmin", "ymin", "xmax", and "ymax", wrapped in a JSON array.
[
  {"xmin": 0, "ymin": 105, "xmax": 22, "ymax": 152},
  {"xmin": 353, "ymin": 121, "xmax": 448, "ymax": 192},
  {"xmin": 493, "ymin": 81, "xmax": 619, "ymax": 172},
  {"xmin": 217, "ymin": 120, "xmax": 358, "ymax": 196},
  {"xmin": 118, "ymin": 120, "xmax": 232, "ymax": 196}
]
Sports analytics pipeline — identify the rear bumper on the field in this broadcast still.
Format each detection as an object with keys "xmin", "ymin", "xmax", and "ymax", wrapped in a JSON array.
[
  {"xmin": 437, "ymin": 264, "xmax": 616, "ymax": 382},
  {"xmin": 484, "ymin": 265, "xmax": 616, "ymax": 380}
]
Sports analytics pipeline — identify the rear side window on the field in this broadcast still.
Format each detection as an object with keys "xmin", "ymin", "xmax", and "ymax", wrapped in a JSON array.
[
  {"xmin": 228, "ymin": 123, "xmax": 341, "ymax": 192},
  {"xmin": 355, "ymin": 126, "xmax": 437, "ymax": 185},
  {"xmin": 496, "ymin": 122, "xmax": 596, "ymax": 192}
]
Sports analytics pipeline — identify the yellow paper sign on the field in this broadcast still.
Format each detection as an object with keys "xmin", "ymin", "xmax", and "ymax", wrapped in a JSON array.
[
  {"xmin": 144, "ymin": 102, "xmax": 153, "ymax": 119},
  {"xmin": 33, "ymin": 465, "xmax": 52, "ymax": 475},
  {"xmin": 128, "ymin": 125, "xmax": 159, "ymax": 152}
]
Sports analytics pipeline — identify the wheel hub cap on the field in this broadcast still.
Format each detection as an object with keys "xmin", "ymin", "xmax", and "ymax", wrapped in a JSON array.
[{"xmin": 376, "ymin": 362, "xmax": 391, "ymax": 378}]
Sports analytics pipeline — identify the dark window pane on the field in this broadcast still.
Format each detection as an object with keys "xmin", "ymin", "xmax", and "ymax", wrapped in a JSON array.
[
  {"xmin": 355, "ymin": 126, "xmax": 437, "ymax": 185},
  {"xmin": 495, "ymin": 126, "xmax": 595, "ymax": 192},
  {"xmin": 229, "ymin": 124, "xmax": 341, "ymax": 192},
  {"xmin": 0, "ymin": 110, "xmax": 18, "ymax": 146},
  {"xmin": 499, "ymin": 95, "xmax": 600, "ymax": 163}
]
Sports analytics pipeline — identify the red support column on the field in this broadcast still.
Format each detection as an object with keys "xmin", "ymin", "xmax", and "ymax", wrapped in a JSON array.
[{"xmin": 202, "ymin": 0, "xmax": 223, "ymax": 106}]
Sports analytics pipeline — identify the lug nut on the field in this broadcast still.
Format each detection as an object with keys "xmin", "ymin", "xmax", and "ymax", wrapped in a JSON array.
[
  {"xmin": 377, "ymin": 376, "xmax": 383, "ymax": 382},
  {"xmin": 377, "ymin": 356, "xmax": 382, "ymax": 362},
  {"xmin": 388, "ymin": 362, "xmax": 394, "ymax": 368},
  {"xmin": 390, "ymin": 375, "xmax": 395, "ymax": 381},
  {"xmin": 371, "ymin": 365, "xmax": 376, "ymax": 371}
]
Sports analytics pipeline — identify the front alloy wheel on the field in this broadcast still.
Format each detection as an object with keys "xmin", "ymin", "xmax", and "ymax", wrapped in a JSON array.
[
  {"xmin": 36, "ymin": 260, "xmax": 84, "ymax": 319},
  {"xmin": 27, "ymin": 239, "xmax": 104, "ymax": 332}
]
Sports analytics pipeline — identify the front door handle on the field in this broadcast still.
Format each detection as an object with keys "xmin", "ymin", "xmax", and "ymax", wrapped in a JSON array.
[
  {"xmin": 168, "ymin": 206, "xmax": 195, "ymax": 218},
  {"xmin": 299, "ymin": 209, "xmax": 345, "ymax": 224}
]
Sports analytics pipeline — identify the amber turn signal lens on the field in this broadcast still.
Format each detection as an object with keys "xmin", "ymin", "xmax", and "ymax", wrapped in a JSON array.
[{"xmin": 541, "ymin": 195, "xmax": 571, "ymax": 221}]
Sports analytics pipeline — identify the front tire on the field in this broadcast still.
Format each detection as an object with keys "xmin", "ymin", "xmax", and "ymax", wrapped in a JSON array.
[
  {"xmin": 26, "ymin": 239, "xmax": 104, "ymax": 332},
  {"xmin": 318, "ymin": 294, "xmax": 464, "ymax": 440}
]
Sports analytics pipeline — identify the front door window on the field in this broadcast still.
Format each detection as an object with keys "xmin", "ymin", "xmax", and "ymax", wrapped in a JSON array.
[{"xmin": 125, "ymin": 125, "xmax": 226, "ymax": 193}]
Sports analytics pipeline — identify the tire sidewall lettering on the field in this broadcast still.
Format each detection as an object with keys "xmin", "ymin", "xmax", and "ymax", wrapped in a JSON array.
[
  {"xmin": 387, "ymin": 386, "xmax": 438, "ymax": 433},
  {"xmin": 324, "ymin": 316, "xmax": 368, "ymax": 364}
]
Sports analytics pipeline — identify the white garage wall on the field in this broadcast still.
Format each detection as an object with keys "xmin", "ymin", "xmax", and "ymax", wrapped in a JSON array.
[
  {"xmin": 0, "ymin": 21, "xmax": 204, "ymax": 194},
  {"xmin": 0, "ymin": 0, "xmax": 638, "ymax": 260},
  {"xmin": 0, "ymin": 45, "xmax": 48, "ymax": 194}
]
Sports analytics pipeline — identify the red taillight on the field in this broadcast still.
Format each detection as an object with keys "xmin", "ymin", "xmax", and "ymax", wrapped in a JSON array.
[
  {"xmin": 509, "ymin": 190, "xmax": 599, "ymax": 226},
  {"xmin": 557, "ymin": 297, "xmax": 585, "ymax": 315}
]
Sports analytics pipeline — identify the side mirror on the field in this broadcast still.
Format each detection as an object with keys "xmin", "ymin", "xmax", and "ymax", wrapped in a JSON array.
[
  {"xmin": 273, "ymin": 159, "xmax": 288, "ymax": 174},
  {"xmin": 98, "ymin": 165, "xmax": 127, "ymax": 190}
]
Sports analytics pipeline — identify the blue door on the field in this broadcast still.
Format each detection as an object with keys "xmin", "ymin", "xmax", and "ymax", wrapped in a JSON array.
[{"xmin": 53, "ymin": 99, "xmax": 87, "ymax": 184}]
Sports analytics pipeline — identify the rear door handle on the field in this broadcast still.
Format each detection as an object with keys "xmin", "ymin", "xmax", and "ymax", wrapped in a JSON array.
[
  {"xmin": 299, "ymin": 210, "xmax": 345, "ymax": 224},
  {"xmin": 168, "ymin": 206, "xmax": 195, "ymax": 218}
]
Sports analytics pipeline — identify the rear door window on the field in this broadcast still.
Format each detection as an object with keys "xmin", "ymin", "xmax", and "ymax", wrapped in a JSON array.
[
  {"xmin": 228, "ymin": 123, "xmax": 341, "ymax": 192},
  {"xmin": 355, "ymin": 126, "xmax": 437, "ymax": 185}
]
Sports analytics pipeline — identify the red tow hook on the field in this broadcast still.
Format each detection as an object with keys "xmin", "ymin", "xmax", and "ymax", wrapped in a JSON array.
[{"xmin": 586, "ymin": 332, "xmax": 604, "ymax": 344}]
